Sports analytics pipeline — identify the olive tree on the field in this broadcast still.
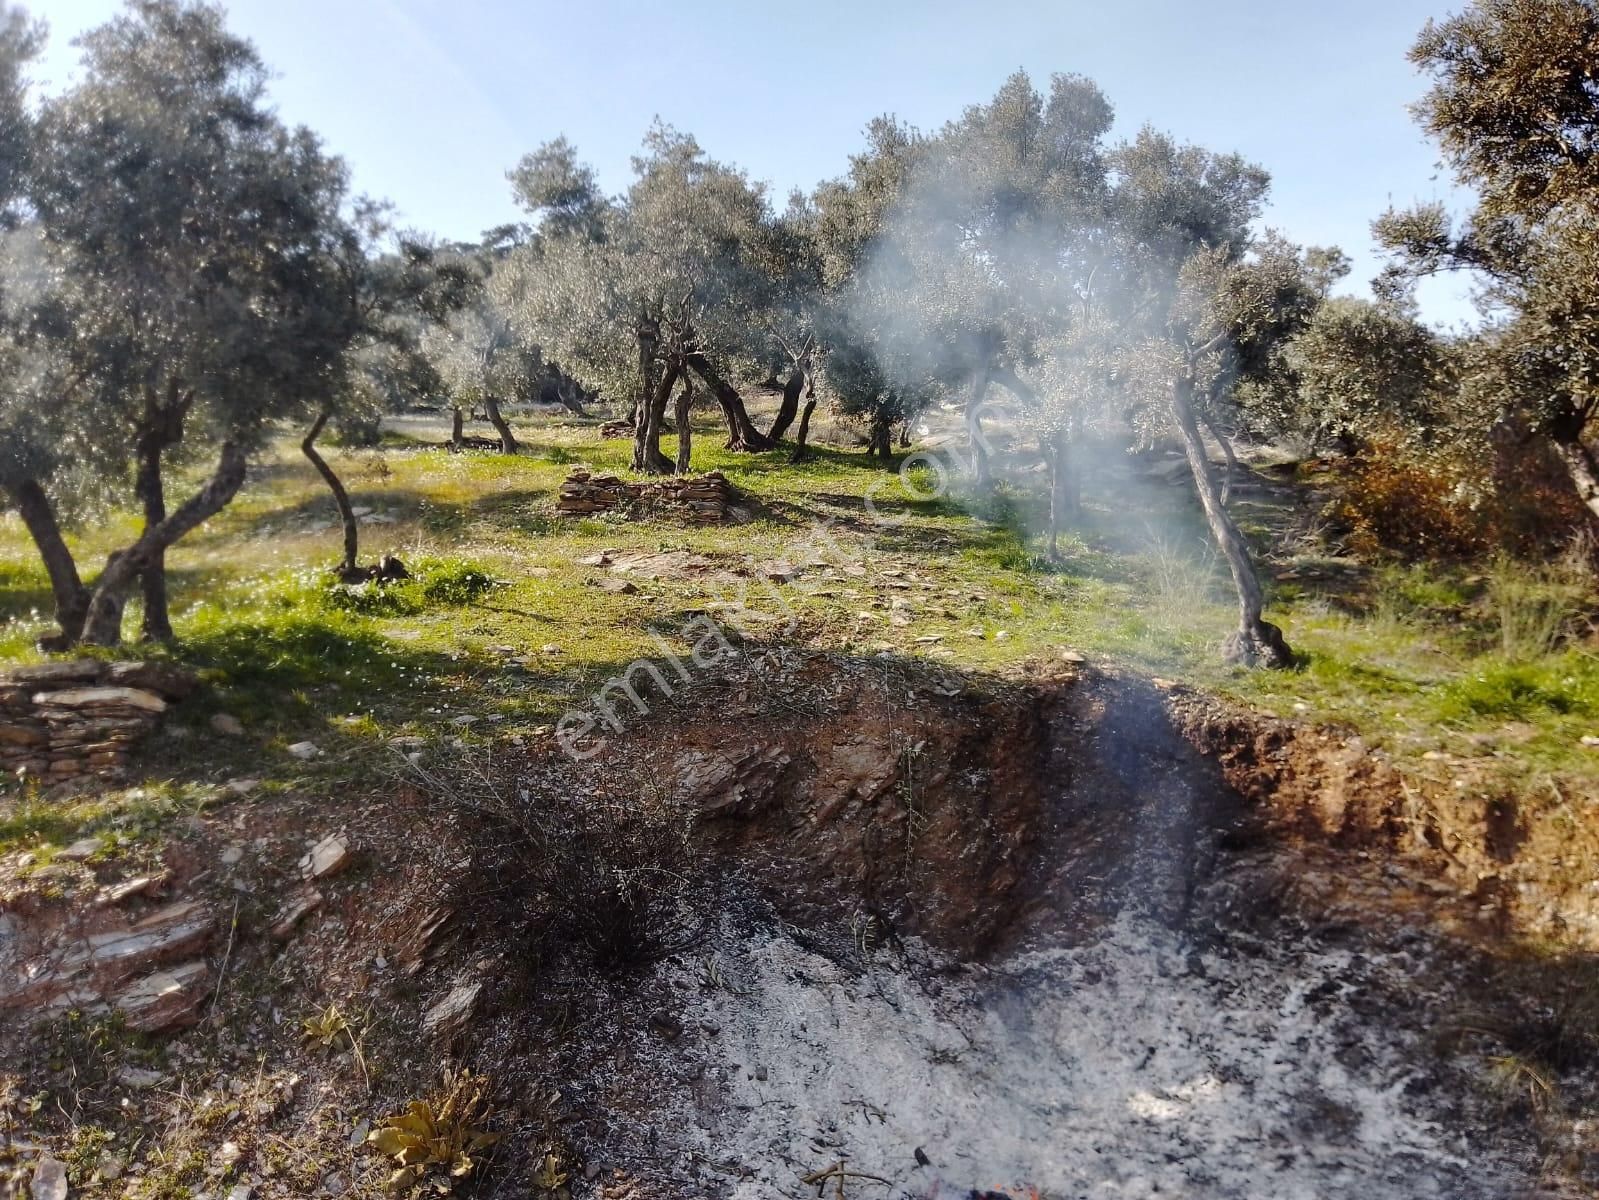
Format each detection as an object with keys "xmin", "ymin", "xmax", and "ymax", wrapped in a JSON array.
[
  {"xmin": 1262, "ymin": 297, "xmax": 1450, "ymax": 454},
  {"xmin": 302, "ymin": 216, "xmax": 475, "ymax": 579},
  {"xmin": 0, "ymin": 7, "xmax": 82, "ymax": 634},
  {"xmin": 505, "ymin": 125, "xmax": 777, "ymax": 474},
  {"xmin": 1111, "ymin": 132, "xmax": 1305, "ymax": 667},
  {"xmin": 1377, "ymin": 0, "xmax": 1599, "ymax": 517},
  {"xmin": 19, "ymin": 0, "xmax": 362, "ymax": 646},
  {"xmin": 844, "ymin": 72, "xmax": 1115, "ymax": 482},
  {"xmin": 422, "ymin": 250, "xmax": 534, "ymax": 455}
]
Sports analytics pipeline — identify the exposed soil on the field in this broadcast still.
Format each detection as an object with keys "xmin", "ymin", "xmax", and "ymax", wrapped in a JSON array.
[{"xmin": 3, "ymin": 652, "xmax": 1596, "ymax": 1198}]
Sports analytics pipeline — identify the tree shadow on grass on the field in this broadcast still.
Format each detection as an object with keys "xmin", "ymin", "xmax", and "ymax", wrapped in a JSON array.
[{"xmin": 209, "ymin": 484, "xmax": 564, "ymax": 547}]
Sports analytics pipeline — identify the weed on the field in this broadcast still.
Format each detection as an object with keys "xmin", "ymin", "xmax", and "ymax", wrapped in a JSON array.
[
  {"xmin": 367, "ymin": 1067, "xmax": 499, "ymax": 1193},
  {"xmin": 1435, "ymin": 657, "xmax": 1599, "ymax": 723},
  {"xmin": 1484, "ymin": 553, "xmax": 1594, "ymax": 662}
]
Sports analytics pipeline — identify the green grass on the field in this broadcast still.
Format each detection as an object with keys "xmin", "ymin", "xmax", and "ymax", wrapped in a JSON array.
[{"xmin": 1, "ymin": 403, "xmax": 1597, "ymax": 827}]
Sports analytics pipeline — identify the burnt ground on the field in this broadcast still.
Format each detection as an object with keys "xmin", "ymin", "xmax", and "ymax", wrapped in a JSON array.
[{"xmin": 2, "ymin": 650, "xmax": 1597, "ymax": 1198}]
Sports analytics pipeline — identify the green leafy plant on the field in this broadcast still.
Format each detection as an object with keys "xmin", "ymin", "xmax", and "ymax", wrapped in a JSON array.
[{"xmin": 367, "ymin": 1069, "xmax": 499, "ymax": 1193}]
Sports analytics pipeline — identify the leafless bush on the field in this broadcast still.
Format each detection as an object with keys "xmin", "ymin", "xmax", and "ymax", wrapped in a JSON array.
[{"xmin": 413, "ymin": 751, "xmax": 699, "ymax": 974}]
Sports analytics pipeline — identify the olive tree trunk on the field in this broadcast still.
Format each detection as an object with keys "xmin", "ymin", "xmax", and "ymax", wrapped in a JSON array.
[
  {"xmin": 1171, "ymin": 375, "xmax": 1290, "ymax": 668},
  {"xmin": 673, "ymin": 379, "xmax": 694, "ymax": 475},
  {"xmin": 788, "ymin": 396, "xmax": 818, "ymax": 463},
  {"xmin": 1199, "ymin": 409, "xmax": 1240, "ymax": 507},
  {"xmin": 633, "ymin": 360, "xmax": 678, "ymax": 475},
  {"xmin": 865, "ymin": 414, "xmax": 894, "ymax": 462},
  {"xmin": 3, "ymin": 478, "xmax": 89, "ymax": 644},
  {"xmin": 767, "ymin": 368, "xmax": 806, "ymax": 442},
  {"xmin": 1549, "ymin": 422, "xmax": 1599, "ymax": 523},
  {"xmin": 81, "ymin": 440, "xmax": 251, "ymax": 646},
  {"xmin": 132, "ymin": 440, "xmax": 172, "ymax": 643},
  {"xmin": 483, "ymin": 394, "xmax": 518, "ymax": 454},
  {"xmin": 1044, "ymin": 425, "xmax": 1079, "ymax": 559},
  {"xmin": 685, "ymin": 353, "xmax": 774, "ymax": 452},
  {"xmin": 302, "ymin": 409, "xmax": 361, "ymax": 575},
  {"xmin": 965, "ymin": 368, "xmax": 992, "ymax": 484}
]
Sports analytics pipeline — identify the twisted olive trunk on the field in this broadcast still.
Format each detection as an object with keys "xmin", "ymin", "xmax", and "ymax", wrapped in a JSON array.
[
  {"xmin": 302, "ymin": 409, "xmax": 360, "ymax": 575},
  {"xmin": 1171, "ymin": 373, "xmax": 1290, "ymax": 668},
  {"xmin": 4, "ymin": 478, "xmax": 89, "ymax": 645},
  {"xmin": 483, "ymin": 394, "xmax": 518, "ymax": 454},
  {"xmin": 1199, "ymin": 409, "xmax": 1240, "ymax": 507},
  {"xmin": 865, "ymin": 414, "xmax": 894, "ymax": 462},
  {"xmin": 133, "ymin": 431, "xmax": 173, "ymax": 643},
  {"xmin": 767, "ymin": 368, "xmax": 807, "ymax": 441},
  {"xmin": 685, "ymin": 353, "xmax": 773, "ymax": 452},
  {"xmin": 1546, "ymin": 399, "xmax": 1599, "ymax": 522},
  {"xmin": 81, "ymin": 440, "xmax": 250, "ymax": 646},
  {"xmin": 634, "ymin": 360, "xmax": 678, "ymax": 475},
  {"xmin": 130, "ymin": 387, "xmax": 192, "ymax": 644},
  {"xmin": 965, "ymin": 368, "xmax": 992, "ymax": 484},
  {"xmin": 788, "ymin": 395, "xmax": 818, "ymax": 463}
]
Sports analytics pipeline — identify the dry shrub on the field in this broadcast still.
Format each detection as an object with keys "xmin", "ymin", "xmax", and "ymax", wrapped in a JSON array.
[
  {"xmin": 1330, "ymin": 439, "xmax": 1488, "ymax": 559},
  {"xmin": 1485, "ymin": 541, "xmax": 1597, "ymax": 660},
  {"xmin": 1486, "ymin": 434, "xmax": 1594, "ymax": 557},
  {"xmin": 419, "ymin": 754, "xmax": 698, "ymax": 975},
  {"xmin": 1332, "ymin": 430, "xmax": 1596, "ymax": 564}
]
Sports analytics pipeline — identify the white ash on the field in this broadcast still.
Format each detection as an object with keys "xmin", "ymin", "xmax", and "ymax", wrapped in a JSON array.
[{"xmin": 618, "ymin": 915, "xmax": 1525, "ymax": 1199}]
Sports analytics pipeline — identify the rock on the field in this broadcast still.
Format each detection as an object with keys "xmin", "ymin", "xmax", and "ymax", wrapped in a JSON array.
[
  {"xmin": 9, "ymin": 660, "xmax": 106, "ymax": 686},
  {"xmin": 95, "ymin": 872, "xmax": 170, "ymax": 907},
  {"xmin": 0, "ymin": 723, "xmax": 48, "ymax": 747},
  {"xmin": 674, "ymin": 746, "xmax": 792, "ymax": 815},
  {"xmin": 299, "ymin": 834, "xmax": 350, "ymax": 880},
  {"xmin": 57, "ymin": 836, "xmax": 103, "ymax": 862},
  {"xmin": 224, "ymin": 778, "xmax": 260, "ymax": 797},
  {"xmin": 595, "ymin": 577, "xmax": 638, "ymax": 595},
  {"xmin": 228, "ymin": 1186, "xmax": 253, "ymax": 1200},
  {"xmin": 541, "ymin": 644, "xmax": 564, "ymax": 655},
  {"xmin": 107, "ymin": 662, "xmax": 199, "ymax": 699},
  {"xmin": 271, "ymin": 889, "xmax": 324, "ymax": 940},
  {"xmin": 210, "ymin": 713, "xmax": 246, "ymax": 737},
  {"xmin": 34, "ymin": 686, "xmax": 167, "ymax": 714},
  {"xmin": 448, "ymin": 714, "xmax": 479, "ymax": 727},
  {"xmin": 1059, "ymin": 649, "xmax": 1087, "ymax": 664},
  {"xmin": 31, "ymin": 1155, "xmax": 68, "ymax": 1200},
  {"xmin": 286, "ymin": 741, "xmax": 321, "ymax": 761},
  {"xmin": 116, "ymin": 960, "xmax": 210, "ymax": 1031},
  {"xmin": 0, "ymin": 900, "xmax": 216, "ymax": 1012},
  {"xmin": 53, "ymin": 901, "xmax": 214, "ymax": 990},
  {"xmin": 96, "ymin": 1154, "xmax": 128, "ymax": 1181},
  {"xmin": 422, "ymin": 977, "xmax": 484, "ymax": 1040},
  {"xmin": 117, "ymin": 1067, "xmax": 166, "ymax": 1089},
  {"xmin": 220, "ymin": 845, "xmax": 245, "ymax": 866}
]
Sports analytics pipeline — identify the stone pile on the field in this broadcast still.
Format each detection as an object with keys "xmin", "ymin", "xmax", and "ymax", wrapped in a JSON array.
[
  {"xmin": 556, "ymin": 469, "xmax": 739, "ymax": 523},
  {"xmin": 0, "ymin": 660, "xmax": 197, "ymax": 784},
  {"xmin": 599, "ymin": 418, "xmax": 635, "ymax": 439}
]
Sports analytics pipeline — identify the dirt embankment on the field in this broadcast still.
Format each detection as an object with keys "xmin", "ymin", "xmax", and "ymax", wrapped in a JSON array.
[{"xmin": 4, "ymin": 650, "xmax": 1596, "ymax": 1198}]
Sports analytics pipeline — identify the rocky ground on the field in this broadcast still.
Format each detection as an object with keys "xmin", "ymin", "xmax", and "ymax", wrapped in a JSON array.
[{"xmin": 3, "ymin": 650, "xmax": 1595, "ymax": 1198}]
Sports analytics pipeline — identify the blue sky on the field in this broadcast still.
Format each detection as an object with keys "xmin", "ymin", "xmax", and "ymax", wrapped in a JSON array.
[{"xmin": 39, "ymin": 0, "xmax": 1480, "ymax": 325}]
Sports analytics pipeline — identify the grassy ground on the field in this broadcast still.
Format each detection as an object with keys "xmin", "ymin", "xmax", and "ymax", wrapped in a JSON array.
[{"xmin": 1, "ymin": 401, "xmax": 1596, "ymax": 858}]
